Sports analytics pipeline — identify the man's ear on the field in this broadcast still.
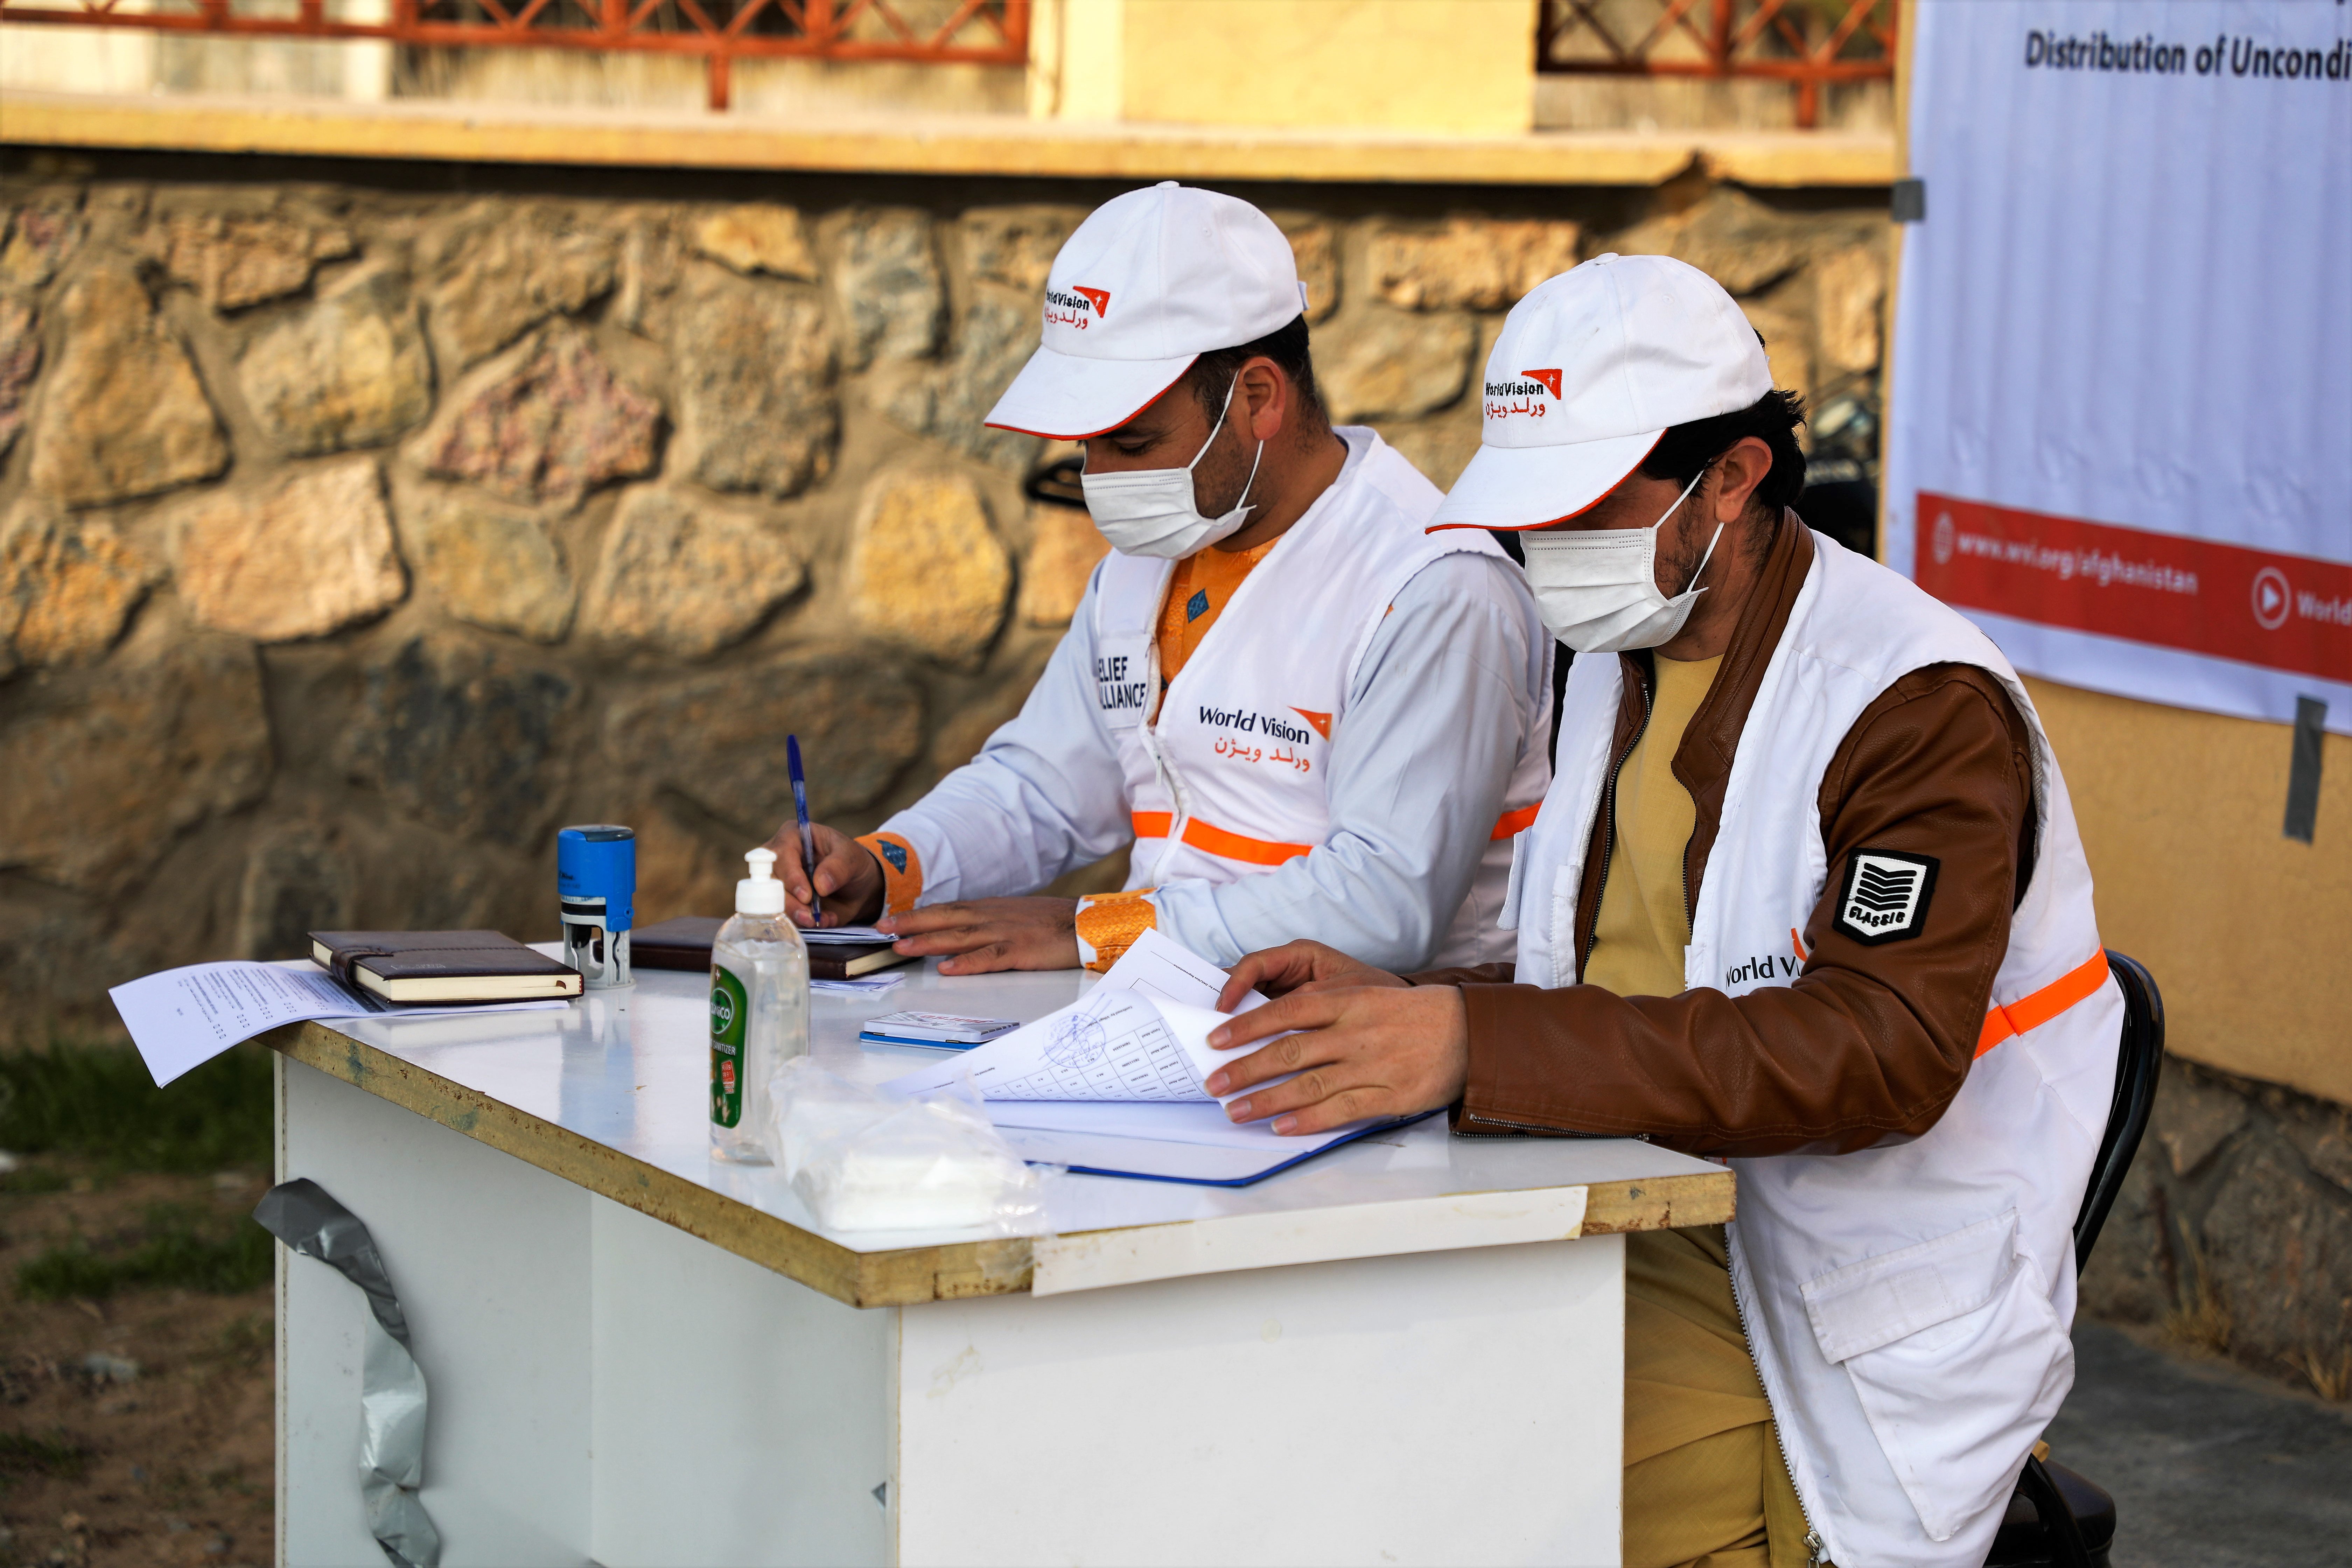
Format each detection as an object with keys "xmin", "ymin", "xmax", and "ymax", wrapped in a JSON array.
[
  {"xmin": 1239, "ymin": 358, "xmax": 1290, "ymax": 445},
  {"xmin": 1709, "ymin": 435, "xmax": 1778, "ymax": 523}
]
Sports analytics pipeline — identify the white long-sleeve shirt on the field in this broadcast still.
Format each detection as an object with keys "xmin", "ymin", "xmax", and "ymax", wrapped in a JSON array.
[{"xmin": 874, "ymin": 542, "xmax": 1552, "ymax": 972}]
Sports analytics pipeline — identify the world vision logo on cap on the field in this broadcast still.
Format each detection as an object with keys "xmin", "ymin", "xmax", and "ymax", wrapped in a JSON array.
[
  {"xmin": 1044, "ymin": 287, "xmax": 1110, "ymax": 330},
  {"xmin": 1484, "ymin": 368, "xmax": 1561, "ymax": 420},
  {"xmin": 1832, "ymin": 849, "xmax": 1940, "ymax": 946}
]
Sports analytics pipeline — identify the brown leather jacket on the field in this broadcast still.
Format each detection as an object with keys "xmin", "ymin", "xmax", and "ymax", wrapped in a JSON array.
[{"xmin": 1415, "ymin": 516, "xmax": 2037, "ymax": 1157}]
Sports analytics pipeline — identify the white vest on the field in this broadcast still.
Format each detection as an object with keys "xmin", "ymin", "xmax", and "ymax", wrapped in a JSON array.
[
  {"xmin": 1093, "ymin": 429, "xmax": 1550, "ymax": 968},
  {"xmin": 1505, "ymin": 531, "xmax": 2119, "ymax": 1567}
]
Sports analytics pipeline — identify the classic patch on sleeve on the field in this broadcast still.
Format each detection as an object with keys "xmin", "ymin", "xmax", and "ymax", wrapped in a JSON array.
[{"xmin": 1832, "ymin": 849, "xmax": 1941, "ymax": 945}]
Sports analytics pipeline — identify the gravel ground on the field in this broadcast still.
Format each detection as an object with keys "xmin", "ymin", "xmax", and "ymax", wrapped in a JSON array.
[
  {"xmin": 2047, "ymin": 1319, "xmax": 2352, "ymax": 1568},
  {"xmin": 0, "ymin": 1165, "xmax": 273, "ymax": 1568}
]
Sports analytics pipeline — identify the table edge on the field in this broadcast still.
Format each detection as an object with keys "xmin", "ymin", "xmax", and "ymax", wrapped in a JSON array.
[{"xmin": 276, "ymin": 1022, "xmax": 1735, "ymax": 1308}]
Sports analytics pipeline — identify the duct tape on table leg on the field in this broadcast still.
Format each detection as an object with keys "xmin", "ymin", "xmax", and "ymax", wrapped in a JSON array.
[{"xmin": 254, "ymin": 1178, "xmax": 442, "ymax": 1568}]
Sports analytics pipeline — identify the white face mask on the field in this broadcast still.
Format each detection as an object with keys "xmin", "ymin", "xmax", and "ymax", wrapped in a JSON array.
[
  {"xmin": 1078, "ymin": 376, "xmax": 1264, "ymax": 559},
  {"xmin": 1518, "ymin": 467, "xmax": 1723, "ymax": 653}
]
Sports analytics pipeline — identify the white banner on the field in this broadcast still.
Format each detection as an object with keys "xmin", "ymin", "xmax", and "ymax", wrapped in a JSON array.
[{"xmin": 1885, "ymin": 0, "xmax": 2351, "ymax": 732}]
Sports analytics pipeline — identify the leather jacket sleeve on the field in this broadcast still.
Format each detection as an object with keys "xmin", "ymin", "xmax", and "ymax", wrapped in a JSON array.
[
  {"xmin": 1444, "ymin": 664, "xmax": 2036, "ymax": 1157},
  {"xmin": 1410, "ymin": 962, "xmax": 1517, "ymax": 987}
]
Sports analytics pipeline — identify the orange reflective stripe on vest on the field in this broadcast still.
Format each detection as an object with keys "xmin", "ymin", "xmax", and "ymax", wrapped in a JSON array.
[
  {"xmin": 1180, "ymin": 818, "xmax": 1314, "ymax": 866},
  {"xmin": 1138, "ymin": 805, "xmax": 1539, "ymax": 862},
  {"xmin": 1975, "ymin": 950, "xmax": 2109, "ymax": 1059},
  {"xmin": 1491, "ymin": 803, "xmax": 1542, "ymax": 841},
  {"xmin": 1129, "ymin": 811, "xmax": 1310, "ymax": 866}
]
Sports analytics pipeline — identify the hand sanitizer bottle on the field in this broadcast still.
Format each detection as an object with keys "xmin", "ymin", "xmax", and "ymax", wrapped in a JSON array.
[{"xmin": 709, "ymin": 847, "xmax": 808, "ymax": 1164}]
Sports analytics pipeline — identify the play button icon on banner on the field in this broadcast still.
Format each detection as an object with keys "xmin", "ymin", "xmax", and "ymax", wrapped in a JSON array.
[{"xmin": 2253, "ymin": 568, "xmax": 2292, "ymax": 633}]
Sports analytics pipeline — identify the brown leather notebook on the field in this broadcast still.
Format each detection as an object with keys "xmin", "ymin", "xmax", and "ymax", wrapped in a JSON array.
[
  {"xmin": 308, "ymin": 929, "xmax": 583, "ymax": 1003},
  {"xmin": 630, "ymin": 916, "xmax": 727, "ymax": 971},
  {"xmin": 631, "ymin": 916, "xmax": 915, "ymax": 981}
]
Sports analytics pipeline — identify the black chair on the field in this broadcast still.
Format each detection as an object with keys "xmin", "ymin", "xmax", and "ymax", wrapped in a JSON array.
[{"xmin": 1983, "ymin": 950, "xmax": 2166, "ymax": 1568}]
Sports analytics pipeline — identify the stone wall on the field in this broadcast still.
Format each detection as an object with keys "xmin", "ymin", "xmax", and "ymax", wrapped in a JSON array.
[
  {"xmin": 0, "ymin": 149, "xmax": 1891, "ymax": 1025},
  {"xmin": 2083, "ymin": 1056, "xmax": 2352, "ymax": 1400}
]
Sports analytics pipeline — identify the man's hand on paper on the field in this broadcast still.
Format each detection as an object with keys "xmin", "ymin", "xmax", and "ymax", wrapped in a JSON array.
[
  {"xmin": 1216, "ymin": 939, "xmax": 1410, "ymax": 1010},
  {"xmin": 880, "ymin": 898, "xmax": 1081, "ymax": 974},
  {"xmin": 1204, "ymin": 972, "xmax": 1468, "ymax": 1136},
  {"xmin": 767, "ymin": 821, "xmax": 886, "ymax": 927}
]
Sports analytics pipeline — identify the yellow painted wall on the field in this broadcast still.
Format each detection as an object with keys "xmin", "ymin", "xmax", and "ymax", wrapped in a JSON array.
[
  {"xmin": 2028, "ymin": 679, "xmax": 2351, "ymax": 1106},
  {"xmin": 1041, "ymin": 0, "xmax": 1536, "ymax": 135}
]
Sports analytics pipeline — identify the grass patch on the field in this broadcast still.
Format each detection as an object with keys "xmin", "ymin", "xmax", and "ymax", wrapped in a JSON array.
[
  {"xmin": 0, "ymin": 1429, "xmax": 92, "ymax": 1482},
  {"xmin": 2165, "ymin": 1217, "xmax": 2234, "ymax": 1357},
  {"xmin": 192, "ymin": 1312, "xmax": 273, "ymax": 1373},
  {"xmin": 0, "ymin": 1163, "xmax": 72, "ymax": 1195},
  {"xmin": 0, "ymin": 1040, "xmax": 271, "ymax": 1174},
  {"xmin": 208, "ymin": 1461, "xmax": 259, "ymax": 1496},
  {"xmin": 15, "ymin": 1204, "xmax": 273, "ymax": 1302}
]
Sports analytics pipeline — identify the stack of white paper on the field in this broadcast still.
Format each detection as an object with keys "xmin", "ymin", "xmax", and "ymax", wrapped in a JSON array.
[{"xmin": 881, "ymin": 931, "xmax": 1390, "ymax": 1180}]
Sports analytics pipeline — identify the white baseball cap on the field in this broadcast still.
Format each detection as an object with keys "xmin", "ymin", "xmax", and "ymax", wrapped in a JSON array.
[
  {"xmin": 1429, "ymin": 253, "xmax": 1773, "ymax": 531},
  {"xmin": 983, "ymin": 182, "xmax": 1306, "ymax": 441}
]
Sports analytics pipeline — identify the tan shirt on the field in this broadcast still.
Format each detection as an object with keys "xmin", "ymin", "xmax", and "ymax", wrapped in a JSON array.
[{"xmin": 1585, "ymin": 653, "xmax": 1723, "ymax": 1001}]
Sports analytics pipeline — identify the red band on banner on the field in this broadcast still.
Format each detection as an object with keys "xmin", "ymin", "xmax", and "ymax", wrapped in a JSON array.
[{"xmin": 1914, "ymin": 494, "xmax": 2352, "ymax": 684}]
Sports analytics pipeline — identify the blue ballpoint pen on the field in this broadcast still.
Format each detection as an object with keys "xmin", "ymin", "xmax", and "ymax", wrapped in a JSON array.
[{"xmin": 786, "ymin": 734, "xmax": 820, "ymax": 922}]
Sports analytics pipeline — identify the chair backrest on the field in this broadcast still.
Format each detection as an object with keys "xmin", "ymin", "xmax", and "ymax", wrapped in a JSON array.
[{"xmin": 2071, "ymin": 950, "xmax": 2166, "ymax": 1272}]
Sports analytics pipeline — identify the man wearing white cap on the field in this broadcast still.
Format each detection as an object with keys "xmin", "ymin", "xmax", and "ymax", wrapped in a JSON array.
[
  {"xmin": 774, "ymin": 182, "xmax": 1552, "ymax": 976},
  {"xmin": 1202, "ymin": 254, "xmax": 2118, "ymax": 1566}
]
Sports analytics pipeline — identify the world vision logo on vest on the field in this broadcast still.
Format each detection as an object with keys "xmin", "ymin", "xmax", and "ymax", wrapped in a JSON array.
[
  {"xmin": 1833, "ymin": 849, "xmax": 1940, "ymax": 945},
  {"xmin": 1484, "ymin": 369, "xmax": 1561, "ymax": 419}
]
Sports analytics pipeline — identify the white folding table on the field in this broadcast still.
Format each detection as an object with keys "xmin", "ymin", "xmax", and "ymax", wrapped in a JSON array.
[{"xmin": 272, "ymin": 959, "xmax": 1732, "ymax": 1567}]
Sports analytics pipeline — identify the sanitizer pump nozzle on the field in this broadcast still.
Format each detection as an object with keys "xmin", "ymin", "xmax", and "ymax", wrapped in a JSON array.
[
  {"xmin": 736, "ymin": 847, "xmax": 785, "ymax": 915},
  {"xmin": 558, "ymin": 824, "xmax": 636, "ymax": 988}
]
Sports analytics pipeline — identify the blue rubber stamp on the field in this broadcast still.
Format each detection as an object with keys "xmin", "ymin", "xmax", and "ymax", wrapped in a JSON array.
[{"xmin": 557, "ymin": 824, "xmax": 635, "ymax": 988}]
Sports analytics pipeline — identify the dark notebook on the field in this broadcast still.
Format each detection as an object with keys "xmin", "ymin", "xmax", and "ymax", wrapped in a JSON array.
[
  {"xmin": 630, "ymin": 916, "xmax": 727, "ymax": 971},
  {"xmin": 631, "ymin": 916, "xmax": 914, "ymax": 981},
  {"xmin": 308, "ymin": 929, "xmax": 583, "ymax": 1003}
]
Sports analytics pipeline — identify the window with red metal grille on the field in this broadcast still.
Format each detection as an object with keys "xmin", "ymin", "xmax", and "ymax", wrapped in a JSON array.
[
  {"xmin": 0, "ymin": 0, "xmax": 1031, "ymax": 110},
  {"xmin": 1537, "ymin": 0, "xmax": 1897, "ymax": 128}
]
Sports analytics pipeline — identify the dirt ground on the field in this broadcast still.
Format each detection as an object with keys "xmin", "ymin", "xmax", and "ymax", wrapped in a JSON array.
[{"xmin": 0, "ymin": 1163, "xmax": 273, "ymax": 1568}]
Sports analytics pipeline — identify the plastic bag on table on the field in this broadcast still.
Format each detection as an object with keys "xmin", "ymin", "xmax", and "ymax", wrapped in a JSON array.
[{"xmin": 760, "ymin": 1056, "xmax": 1043, "ymax": 1234}]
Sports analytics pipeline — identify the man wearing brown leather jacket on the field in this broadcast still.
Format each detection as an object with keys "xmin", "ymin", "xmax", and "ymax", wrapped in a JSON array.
[{"xmin": 1203, "ymin": 255, "xmax": 2113, "ymax": 1568}]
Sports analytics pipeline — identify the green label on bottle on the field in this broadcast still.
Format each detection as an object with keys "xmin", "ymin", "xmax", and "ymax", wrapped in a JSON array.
[{"xmin": 710, "ymin": 964, "xmax": 748, "ymax": 1128}]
